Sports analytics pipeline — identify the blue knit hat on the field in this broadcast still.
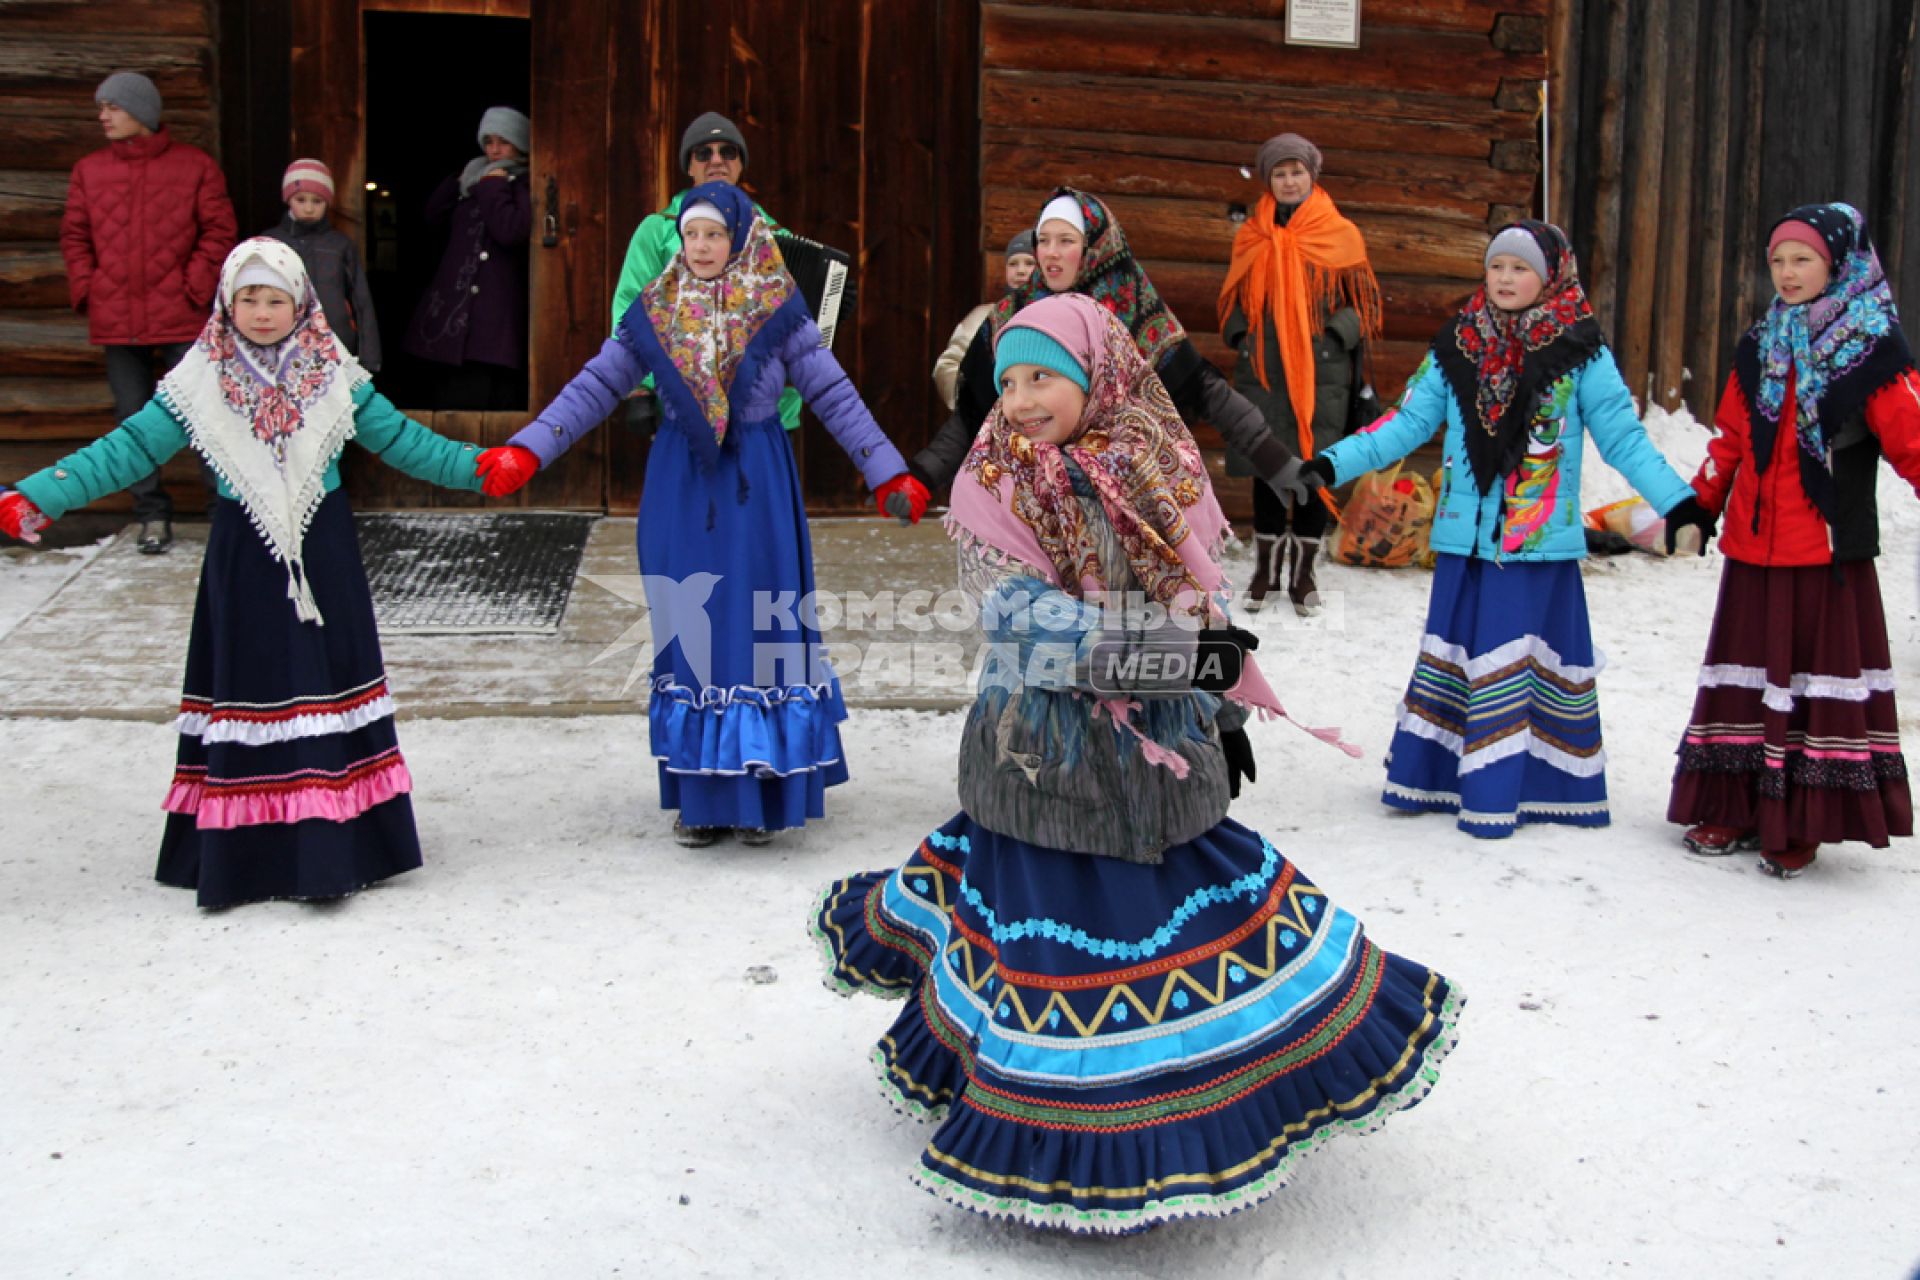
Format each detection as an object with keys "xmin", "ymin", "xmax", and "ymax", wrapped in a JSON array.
[{"xmin": 993, "ymin": 326, "xmax": 1091, "ymax": 393}]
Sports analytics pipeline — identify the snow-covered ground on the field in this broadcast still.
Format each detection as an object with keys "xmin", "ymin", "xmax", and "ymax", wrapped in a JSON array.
[{"xmin": 4, "ymin": 420, "xmax": 1920, "ymax": 1278}]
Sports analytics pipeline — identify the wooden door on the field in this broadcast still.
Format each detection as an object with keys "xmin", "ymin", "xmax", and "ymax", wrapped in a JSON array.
[{"xmin": 293, "ymin": 0, "xmax": 611, "ymax": 511}]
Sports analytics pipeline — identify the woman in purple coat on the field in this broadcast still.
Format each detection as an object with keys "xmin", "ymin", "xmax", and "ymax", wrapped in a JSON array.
[
  {"xmin": 403, "ymin": 106, "xmax": 532, "ymax": 410},
  {"xmin": 478, "ymin": 183, "xmax": 928, "ymax": 847}
]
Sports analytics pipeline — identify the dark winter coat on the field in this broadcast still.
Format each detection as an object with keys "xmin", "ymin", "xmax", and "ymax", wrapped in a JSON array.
[
  {"xmin": 402, "ymin": 170, "xmax": 532, "ymax": 370},
  {"xmin": 264, "ymin": 212, "xmax": 382, "ymax": 371},
  {"xmin": 1220, "ymin": 301, "xmax": 1360, "ymax": 477},
  {"xmin": 60, "ymin": 127, "xmax": 238, "ymax": 346}
]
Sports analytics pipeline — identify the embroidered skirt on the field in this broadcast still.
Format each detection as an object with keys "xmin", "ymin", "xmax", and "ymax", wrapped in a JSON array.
[
  {"xmin": 155, "ymin": 491, "xmax": 422, "ymax": 907},
  {"xmin": 639, "ymin": 416, "xmax": 848, "ymax": 831},
  {"xmin": 1380, "ymin": 553, "xmax": 1608, "ymax": 838},
  {"xmin": 1668, "ymin": 557, "xmax": 1911, "ymax": 852},
  {"xmin": 813, "ymin": 814, "xmax": 1462, "ymax": 1234}
]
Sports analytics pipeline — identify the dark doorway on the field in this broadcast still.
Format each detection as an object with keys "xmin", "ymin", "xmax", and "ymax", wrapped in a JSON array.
[{"xmin": 363, "ymin": 10, "xmax": 531, "ymax": 411}]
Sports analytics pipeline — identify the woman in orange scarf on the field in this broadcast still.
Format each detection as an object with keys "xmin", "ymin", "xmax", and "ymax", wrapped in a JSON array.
[{"xmin": 1219, "ymin": 133, "xmax": 1382, "ymax": 614}]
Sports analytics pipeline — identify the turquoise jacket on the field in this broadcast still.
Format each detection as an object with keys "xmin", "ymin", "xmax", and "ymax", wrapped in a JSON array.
[
  {"xmin": 1319, "ymin": 350, "xmax": 1692, "ymax": 562},
  {"xmin": 16, "ymin": 382, "xmax": 483, "ymax": 519}
]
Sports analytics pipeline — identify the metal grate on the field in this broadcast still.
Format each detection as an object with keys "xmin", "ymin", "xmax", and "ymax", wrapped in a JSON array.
[{"xmin": 356, "ymin": 511, "xmax": 597, "ymax": 635}]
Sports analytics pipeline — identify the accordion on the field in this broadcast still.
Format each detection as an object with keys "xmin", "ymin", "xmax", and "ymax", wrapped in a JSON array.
[{"xmin": 773, "ymin": 231, "xmax": 855, "ymax": 350}]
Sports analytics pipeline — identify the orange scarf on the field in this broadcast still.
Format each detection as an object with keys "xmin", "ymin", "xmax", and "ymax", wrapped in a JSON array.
[{"xmin": 1216, "ymin": 186, "xmax": 1381, "ymax": 457}]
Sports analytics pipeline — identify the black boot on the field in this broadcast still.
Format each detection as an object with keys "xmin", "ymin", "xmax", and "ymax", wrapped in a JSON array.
[
  {"xmin": 1247, "ymin": 533, "xmax": 1282, "ymax": 612},
  {"xmin": 1288, "ymin": 533, "xmax": 1323, "ymax": 617}
]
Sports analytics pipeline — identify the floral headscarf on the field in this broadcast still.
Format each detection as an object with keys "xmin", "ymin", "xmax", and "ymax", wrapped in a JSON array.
[
  {"xmin": 157, "ymin": 237, "xmax": 366, "ymax": 623},
  {"xmin": 987, "ymin": 187, "xmax": 1187, "ymax": 368},
  {"xmin": 958, "ymin": 295, "xmax": 1217, "ymax": 617},
  {"xmin": 615, "ymin": 181, "xmax": 810, "ymax": 470},
  {"xmin": 1737, "ymin": 202, "xmax": 1915, "ymax": 522},
  {"xmin": 1433, "ymin": 220, "xmax": 1604, "ymax": 495}
]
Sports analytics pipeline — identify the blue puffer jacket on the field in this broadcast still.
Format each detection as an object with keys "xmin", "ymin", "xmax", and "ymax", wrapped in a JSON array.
[{"xmin": 1319, "ymin": 350, "xmax": 1692, "ymax": 562}]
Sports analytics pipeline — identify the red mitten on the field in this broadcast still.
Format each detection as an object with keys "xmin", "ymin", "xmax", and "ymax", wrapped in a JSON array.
[
  {"xmin": 0, "ymin": 490, "xmax": 49, "ymax": 544},
  {"xmin": 476, "ymin": 445, "xmax": 540, "ymax": 497},
  {"xmin": 873, "ymin": 472, "xmax": 931, "ymax": 526}
]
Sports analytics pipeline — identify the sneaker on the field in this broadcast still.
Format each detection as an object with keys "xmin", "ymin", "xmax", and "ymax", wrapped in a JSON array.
[
  {"xmin": 1682, "ymin": 824, "xmax": 1761, "ymax": 856},
  {"xmin": 672, "ymin": 819, "xmax": 723, "ymax": 848},
  {"xmin": 736, "ymin": 827, "xmax": 777, "ymax": 847},
  {"xmin": 1757, "ymin": 844, "xmax": 1819, "ymax": 879},
  {"xmin": 137, "ymin": 521, "xmax": 174, "ymax": 555}
]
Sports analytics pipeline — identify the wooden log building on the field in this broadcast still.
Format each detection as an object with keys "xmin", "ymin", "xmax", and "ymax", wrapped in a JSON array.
[{"xmin": 1, "ymin": 0, "xmax": 1608, "ymax": 525}]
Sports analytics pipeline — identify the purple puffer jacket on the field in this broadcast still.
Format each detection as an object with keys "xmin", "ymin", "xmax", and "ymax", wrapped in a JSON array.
[
  {"xmin": 403, "ymin": 172, "xmax": 532, "ymax": 369},
  {"xmin": 511, "ymin": 318, "xmax": 908, "ymax": 490}
]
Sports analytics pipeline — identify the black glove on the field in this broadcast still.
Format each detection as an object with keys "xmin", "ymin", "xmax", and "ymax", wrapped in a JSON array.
[
  {"xmin": 1662, "ymin": 495, "xmax": 1718, "ymax": 557},
  {"xmin": 1221, "ymin": 726, "xmax": 1257, "ymax": 799},
  {"xmin": 1193, "ymin": 624, "xmax": 1259, "ymax": 693},
  {"xmin": 1298, "ymin": 455, "xmax": 1337, "ymax": 490}
]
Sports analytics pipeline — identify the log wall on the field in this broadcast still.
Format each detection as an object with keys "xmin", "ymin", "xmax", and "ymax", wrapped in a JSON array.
[
  {"xmin": 0, "ymin": 0, "xmax": 220, "ymax": 514},
  {"xmin": 976, "ymin": 0, "xmax": 1548, "ymax": 515},
  {"xmin": 1553, "ymin": 0, "xmax": 1920, "ymax": 421}
]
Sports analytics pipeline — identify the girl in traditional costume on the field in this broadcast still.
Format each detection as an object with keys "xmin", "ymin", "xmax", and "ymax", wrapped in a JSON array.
[
  {"xmin": 1299, "ymin": 221, "xmax": 1711, "ymax": 839},
  {"xmin": 1667, "ymin": 203, "xmax": 1920, "ymax": 878},
  {"xmin": 814, "ymin": 294, "xmax": 1460, "ymax": 1234},
  {"xmin": 0, "ymin": 238, "xmax": 488, "ymax": 907},
  {"xmin": 476, "ymin": 183, "xmax": 926, "ymax": 847}
]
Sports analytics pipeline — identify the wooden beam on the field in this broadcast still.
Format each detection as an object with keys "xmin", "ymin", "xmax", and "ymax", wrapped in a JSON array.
[
  {"xmin": 0, "ymin": 0, "xmax": 212, "ymax": 37},
  {"xmin": 1652, "ymin": 0, "xmax": 1698, "ymax": 411},
  {"xmin": 1547, "ymin": 0, "xmax": 1581, "ymax": 225},
  {"xmin": 1615, "ymin": 0, "xmax": 1669, "ymax": 403},
  {"xmin": 1689, "ymin": 0, "xmax": 1733, "ymax": 422},
  {"xmin": 0, "ymin": 245, "xmax": 68, "ymax": 307},
  {"xmin": 0, "ymin": 37, "xmax": 215, "ymax": 110},
  {"xmin": 0, "ymin": 170, "xmax": 67, "ymax": 241},
  {"xmin": 0, "ymin": 106, "xmax": 217, "ymax": 173},
  {"xmin": 986, "ymin": 0, "xmax": 1521, "ymax": 35},
  {"xmin": 983, "ymin": 7, "xmax": 1543, "ymax": 97},
  {"xmin": 1583, "ymin": 0, "xmax": 1630, "ymax": 335},
  {"xmin": 982, "ymin": 71, "xmax": 1533, "ymax": 165},
  {"xmin": 0, "ymin": 309, "xmax": 98, "ymax": 376},
  {"xmin": 982, "ymin": 132, "xmax": 1525, "ymax": 222}
]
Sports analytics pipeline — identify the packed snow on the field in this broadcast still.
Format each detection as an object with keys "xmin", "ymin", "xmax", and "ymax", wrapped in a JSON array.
[{"xmin": 4, "ymin": 414, "xmax": 1919, "ymax": 1277}]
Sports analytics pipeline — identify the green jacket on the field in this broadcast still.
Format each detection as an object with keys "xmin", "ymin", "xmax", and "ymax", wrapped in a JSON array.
[
  {"xmin": 610, "ymin": 190, "xmax": 803, "ymax": 431},
  {"xmin": 17, "ymin": 382, "xmax": 483, "ymax": 519}
]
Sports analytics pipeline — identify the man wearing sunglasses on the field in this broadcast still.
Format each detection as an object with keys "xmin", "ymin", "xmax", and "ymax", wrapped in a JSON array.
[{"xmin": 610, "ymin": 112, "xmax": 800, "ymax": 431}]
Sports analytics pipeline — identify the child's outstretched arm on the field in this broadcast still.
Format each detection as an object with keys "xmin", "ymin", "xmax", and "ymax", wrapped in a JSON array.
[
  {"xmin": 1691, "ymin": 370, "xmax": 1750, "ymax": 515},
  {"xmin": 1311, "ymin": 352, "xmax": 1450, "ymax": 486},
  {"xmin": 351, "ymin": 387, "xmax": 484, "ymax": 493},
  {"xmin": 1867, "ymin": 368, "xmax": 1920, "ymax": 498},
  {"xmin": 6, "ymin": 400, "xmax": 191, "ymax": 526},
  {"xmin": 1578, "ymin": 353, "xmax": 1692, "ymax": 515},
  {"xmin": 477, "ymin": 337, "xmax": 649, "ymax": 496}
]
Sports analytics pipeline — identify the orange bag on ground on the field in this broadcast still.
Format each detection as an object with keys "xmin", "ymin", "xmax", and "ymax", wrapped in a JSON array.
[{"xmin": 1331, "ymin": 459, "xmax": 1436, "ymax": 569}]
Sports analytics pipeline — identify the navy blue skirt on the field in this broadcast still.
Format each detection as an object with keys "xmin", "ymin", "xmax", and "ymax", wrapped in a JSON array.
[
  {"xmin": 1382, "ymin": 553, "xmax": 1610, "ymax": 838},
  {"xmin": 814, "ymin": 814, "xmax": 1463, "ymax": 1234},
  {"xmin": 639, "ymin": 416, "xmax": 849, "ymax": 831},
  {"xmin": 155, "ymin": 491, "xmax": 422, "ymax": 907}
]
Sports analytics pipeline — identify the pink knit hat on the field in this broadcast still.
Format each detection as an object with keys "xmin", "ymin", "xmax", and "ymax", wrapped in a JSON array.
[
  {"xmin": 1767, "ymin": 218, "xmax": 1832, "ymax": 264},
  {"xmin": 281, "ymin": 158, "xmax": 335, "ymax": 204}
]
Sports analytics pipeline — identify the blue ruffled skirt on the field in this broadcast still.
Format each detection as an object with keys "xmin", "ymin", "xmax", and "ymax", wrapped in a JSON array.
[
  {"xmin": 1382, "ymin": 553, "xmax": 1609, "ymax": 838},
  {"xmin": 813, "ymin": 814, "xmax": 1463, "ymax": 1234},
  {"xmin": 639, "ymin": 415, "xmax": 848, "ymax": 831}
]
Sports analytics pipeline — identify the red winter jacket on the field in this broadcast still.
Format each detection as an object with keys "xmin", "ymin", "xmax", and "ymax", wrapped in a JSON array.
[
  {"xmin": 60, "ymin": 127, "xmax": 237, "ymax": 346},
  {"xmin": 1693, "ymin": 366, "xmax": 1920, "ymax": 566}
]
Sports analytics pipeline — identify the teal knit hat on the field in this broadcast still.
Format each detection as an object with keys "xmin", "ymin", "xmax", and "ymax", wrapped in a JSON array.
[{"xmin": 993, "ymin": 326, "xmax": 1091, "ymax": 392}]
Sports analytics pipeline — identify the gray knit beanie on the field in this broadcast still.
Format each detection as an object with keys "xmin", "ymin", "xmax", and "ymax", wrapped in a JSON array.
[
  {"xmin": 95, "ymin": 71, "xmax": 162, "ymax": 132},
  {"xmin": 476, "ymin": 106, "xmax": 530, "ymax": 155},
  {"xmin": 1484, "ymin": 225, "xmax": 1551, "ymax": 283},
  {"xmin": 1006, "ymin": 229, "xmax": 1036, "ymax": 258},
  {"xmin": 1256, "ymin": 133, "xmax": 1322, "ymax": 185},
  {"xmin": 679, "ymin": 112, "xmax": 748, "ymax": 170}
]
